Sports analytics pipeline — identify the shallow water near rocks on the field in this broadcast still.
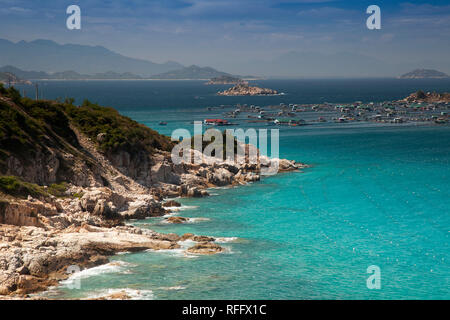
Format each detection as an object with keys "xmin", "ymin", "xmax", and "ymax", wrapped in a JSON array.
[{"xmin": 29, "ymin": 80, "xmax": 449, "ymax": 299}]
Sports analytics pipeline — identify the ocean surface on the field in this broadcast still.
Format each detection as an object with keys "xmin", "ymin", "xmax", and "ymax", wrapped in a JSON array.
[{"xmin": 19, "ymin": 79, "xmax": 449, "ymax": 300}]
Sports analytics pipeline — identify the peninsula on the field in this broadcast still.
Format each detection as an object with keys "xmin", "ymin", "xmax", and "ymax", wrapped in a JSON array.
[
  {"xmin": 0, "ymin": 84, "xmax": 303, "ymax": 298},
  {"xmin": 151, "ymin": 65, "xmax": 232, "ymax": 80},
  {"xmin": 206, "ymin": 75, "xmax": 246, "ymax": 85},
  {"xmin": 0, "ymin": 71, "xmax": 31, "ymax": 85}
]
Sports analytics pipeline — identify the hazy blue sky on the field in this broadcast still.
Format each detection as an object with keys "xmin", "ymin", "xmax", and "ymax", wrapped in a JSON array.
[{"xmin": 1, "ymin": 0, "xmax": 449, "ymax": 74}]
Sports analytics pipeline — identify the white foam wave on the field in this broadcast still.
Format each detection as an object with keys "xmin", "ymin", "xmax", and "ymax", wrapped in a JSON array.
[
  {"xmin": 208, "ymin": 186, "xmax": 230, "ymax": 190},
  {"xmin": 163, "ymin": 205, "xmax": 199, "ymax": 215},
  {"xmin": 163, "ymin": 206, "xmax": 183, "ymax": 212},
  {"xmin": 214, "ymin": 237, "xmax": 239, "ymax": 243},
  {"xmin": 87, "ymin": 288, "xmax": 154, "ymax": 300},
  {"xmin": 188, "ymin": 217, "xmax": 210, "ymax": 223},
  {"xmin": 178, "ymin": 205, "xmax": 199, "ymax": 210},
  {"xmin": 146, "ymin": 241, "xmax": 198, "ymax": 259},
  {"xmin": 158, "ymin": 286, "xmax": 186, "ymax": 291},
  {"xmin": 61, "ymin": 261, "xmax": 132, "ymax": 284}
]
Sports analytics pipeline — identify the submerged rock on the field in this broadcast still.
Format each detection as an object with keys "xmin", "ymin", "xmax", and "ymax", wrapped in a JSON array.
[
  {"xmin": 166, "ymin": 216, "xmax": 188, "ymax": 224},
  {"xmin": 181, "ymin": 233, "xmax": 215, "ymax": 242},
  {"xmin": 162, "ymin": 200, "xmax": 181, "ymax": 207},
  {"xmin": 187, "ymin": 242, "xmax": 224, "ymax": 255}
]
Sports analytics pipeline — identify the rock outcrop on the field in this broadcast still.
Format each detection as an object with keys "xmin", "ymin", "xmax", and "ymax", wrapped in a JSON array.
[
  {"xmin": 0, "ymin": 221, "xmax": 224, "ymax": 296},
  {"xmin": 166, "ymin": 216, "xmax": 188, "ymax": 224},
  {"xmin": 187, "ymin": 242, "xmax": 224, "ymax": 255},
  {"xmin": 399, "ymin": 91, "xmax": 450, "ymax": 103}
]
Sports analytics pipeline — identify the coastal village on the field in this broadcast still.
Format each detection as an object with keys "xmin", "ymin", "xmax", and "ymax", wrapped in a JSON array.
[{"xmin": 204, "ymin": 90, "xmax": 450, "ymax": 127}]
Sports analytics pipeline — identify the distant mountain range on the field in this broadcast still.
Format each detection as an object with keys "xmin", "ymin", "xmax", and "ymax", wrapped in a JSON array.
[
  {"xmin": 399, "ymin": 69, "xmax": 449, "ymax": 79},
  {"xmin": 222, "ymin": 51, "xmax": 450, "ymax": 78},
  {"xmin": 2, "ymin": 39, "xmax": 449, "ymax": 79},
  {"xmin": 0, "ymin": 65, "xmax": 237, "ymax": 81},
  {"xmin": 0, "ymin": 65, "xmax": 143, "ymax": 80},
  {"xmin": 0, "ymin": 39, "xmax": 183, "ymax": 77},
  {"xmin": 151, "ymin": 65, "xmax": 233, "ymax": 79}
]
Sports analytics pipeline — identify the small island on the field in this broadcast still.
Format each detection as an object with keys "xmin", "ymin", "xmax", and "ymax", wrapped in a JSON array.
[
  {"xmin": 399, "ymin": 69, "xmax": 449, "ymax": 79},
  {"xmin": 217, "ymin": 83, "xmax": 279, "ymax": 96}
]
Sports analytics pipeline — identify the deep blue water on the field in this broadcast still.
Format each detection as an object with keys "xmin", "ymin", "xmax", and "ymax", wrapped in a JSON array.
[{"xmin": 24, "ymin": 79, "xmax": 449, "ymax": 300}]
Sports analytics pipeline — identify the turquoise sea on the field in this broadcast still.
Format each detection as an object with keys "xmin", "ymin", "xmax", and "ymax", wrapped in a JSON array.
[{"xmin": 20, "ymin": 79, "xmax": 449, "ymax": 299}]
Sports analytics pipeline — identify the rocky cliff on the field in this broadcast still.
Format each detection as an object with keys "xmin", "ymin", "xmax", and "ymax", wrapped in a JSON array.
[
  {"xmin": 0, "ymin": 84, "xmax": 305, "ymax": 298},
  {"xmin": 0, "ymin": 71, "xmax": 31, "ymax": 85}
]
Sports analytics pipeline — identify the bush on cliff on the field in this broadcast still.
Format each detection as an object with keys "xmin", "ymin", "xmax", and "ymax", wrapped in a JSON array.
[
  {"xmin": 1, "ymin": 87, "xmax": 173, "ymax": 163},
  {"xmin": 0, "ymin": 88, "xmax": 174, "ymax": 188},
  {"xmin": 0, "ymin": 99, "xmax": 46, "ymax": 159},
  {"xmin": 0, "ymin": 175, "xmax": 69, "ymax": 199},
  {"xmin": 20, "ymin": 98, "xmax": 79, "ymax": 146},
  {"xmin": 0, "ymin": 175, "xmax": 45, "ymax": 198},
  {"xmin": 64, "ymin": 99, "xmax": 173, "ymax": 155}
]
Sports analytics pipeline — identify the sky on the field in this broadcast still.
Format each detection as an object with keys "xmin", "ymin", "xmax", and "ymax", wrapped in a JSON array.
[{"xmin": 1, "ymin": 0, "xmax": 449, "ymax": 74}]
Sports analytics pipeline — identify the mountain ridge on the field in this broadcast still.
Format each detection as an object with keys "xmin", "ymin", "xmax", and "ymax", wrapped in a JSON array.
[
  {"xmin": 0, "ymin": 39, "xmax": 184, "ymax": 77},
  {"xmin": 0, "ymin": 65, "xmax": 144, "ymax": 80},
  {"xmin": 151, "ymin": 65, "xmax": 233, "ymax": 79}
]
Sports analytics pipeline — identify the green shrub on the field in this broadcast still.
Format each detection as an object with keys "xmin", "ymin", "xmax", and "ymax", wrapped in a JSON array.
[
  {"xmin": 72, "ymin": 192, "xmax": 84, "ymax": 199},
  {"xmin": 0, "ymin": 84, "xmax": 22, "ymax": 103},
  {"xmin": 64, "ymin": 100, "xmax": 173, "ymax": 155},
  {"xmin": 48, "ymin": 182, "xmax": 68, "ymax": 197},
  {"xmin": 0, "ymin": 100, "xmax": 45, "ymax": 158},
  {"xmin": 20, "ymin": 98, "xmax": 79, "ymax": 146},
  {"xmin": 0, "ymin": 175, "xmax": 46, "ymax": 198},
  {"xmin": 0, "ymin": 176, "xmax": 73, "ymax": 199}
]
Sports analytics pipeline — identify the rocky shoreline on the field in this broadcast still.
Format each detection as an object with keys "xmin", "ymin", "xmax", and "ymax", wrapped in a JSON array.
[
  {"xmin": 0, "ymin": 89, "xmax": 306, "ymax": 299},
  {"xmin": 1, "ymin": 147, "xmax": 305, "ymax": 299},
  {"xmin": 399, "ymin": 90, "xmax": 450, "ymax": 103}
]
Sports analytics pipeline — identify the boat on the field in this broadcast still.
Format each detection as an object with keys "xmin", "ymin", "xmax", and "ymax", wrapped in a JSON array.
[
  {"xmin": 159, "ymin": 121, "xmax": 168, "ymax": 125},
  {"xmin": 204, "ymin": 119, "xmax": 231, "ymax": 126}
]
